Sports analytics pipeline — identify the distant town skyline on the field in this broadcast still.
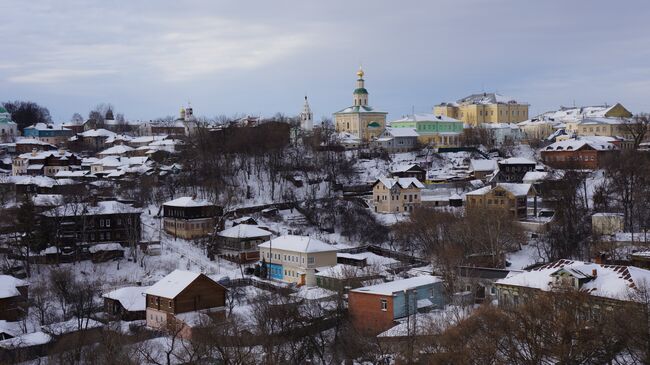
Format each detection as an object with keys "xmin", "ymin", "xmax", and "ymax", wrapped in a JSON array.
[{"xmin": 1, "ymin": 0, "xmax": 649, "ymax": 122}]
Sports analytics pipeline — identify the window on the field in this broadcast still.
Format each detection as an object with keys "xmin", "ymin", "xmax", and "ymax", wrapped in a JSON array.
[
  {"xmin": 105, "ymin": 219, "xmax": 111, "ymax": 227},
  {"xmin": 168, "ymin": 300, "xmax": 172, "ymax": 308},
  {"xmin": 308, "ymin": 257, "xmax": 315, "ymax": 264},
  {"xmin": 100, "ymin": 220, "xmax": 105, "ymax": 228},
  {"xmin": 380, "ymin": 299, "xmax": 387, "ymax": 311}
]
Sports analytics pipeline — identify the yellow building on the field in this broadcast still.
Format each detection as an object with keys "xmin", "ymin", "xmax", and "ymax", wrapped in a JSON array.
[
  {"xmin": 334, "ymin": 68, "xmax": 387, "ymax": 141},
  {"xmin": 465, "ymin": 183, "xmax": 535, "ymax": 220},
  {"xmin": 434, "ymin": 93, "xmax": 529, "ymax": 127},
  {"xmin": 372, "ymin": 177, "xmax": 424, "ymax": 213},
  {"xmin": 258, "ymin": 235, "xmax": 338, "ymax": 286}
]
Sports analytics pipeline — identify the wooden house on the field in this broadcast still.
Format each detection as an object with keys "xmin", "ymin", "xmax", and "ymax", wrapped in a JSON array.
[
  {"xmin": 0, "ymin": 276, "xmax": 28, "ymax": 321},
  {"xmin": 145, "ymin": 270, "xmax": 227, "ymax": 336},
  {"xmin": 103, "ymin": 286, "xmax": 148, "ymax": 321}
]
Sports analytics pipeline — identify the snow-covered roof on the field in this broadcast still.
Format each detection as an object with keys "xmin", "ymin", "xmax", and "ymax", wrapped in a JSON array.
[
  {"xmin": 456, "ymin": 92, "xmax": 524, "ymax": 105},
  {"xmin": 103, "ymin": 286, "xmax": 148, "ymax": 312},
  {"xmin": 390, "ymin": 163, "xmax": 422, "ymax": 173},
  {"xmin": 383, "ymin": 127, "xmax": 419, "ymax": 138},
  {"xmin": 129, "ymin": 135, "xmax": 168, "ymax": 144},
  {"xmin": 376, "ymin": 177, "xmax": 424, "ymax": 189},
  {"xmin": 337, "ymin": 252, "xmax": 399, "ymax": 266},
  {"xmin": 98, "ymin": 145, "xmax": 134, "ymax": 156},
  {"xmin": 469, "ymin": 159, "xmax": 497, "ymax": 172},
  {"xmin": 17, "ymin": 150, "xmax": 77, "ymax": 161},
  {"xmin": 43, "ymin": 200, "xmax": 142, "ymax": 217},
  {"xmin": 351, "ymin": 275, "xmax": 441, "ymax": 296},
  {"xmin": 314, "ymin": 264, "xmax": 363, "ymax": 279},
  {"xmin": 390, "ymin": 113, "xmax": 461, "ymax": 124},
  {"xmin": 163, "ymin": 196, "xmax": 213, "ymax": 208},
  {"xmin": 497, "ymin": 259, "xmax": 650, "ymax": 302},
  {"xmin": 0, "ymin": 275, "xmax": 28, "ymax": 299},
  {"xmin": 334, "ymin": 105, "xmax": 387, "ymax": 114},
  {"xmin": 290, "ymin": 286, "xmax": 337, "ymax": 301},
  {"xmin": 146, "ymin": 270, "xmax": 201, "ymax": 298},
  {"xmin": 31, "ymin": 194, "xmax": 63, "ymax": 207},
  {"xmin": 54, "ymin": 170, "xmax": 89, "ymax": 178},
  {"xmin": 499, "ymin": 157, "xmax": 535, "ymax": 165},
  {"xmin": 258, "ymin": 235, "xmax": 338, "ymax": 253},
  {"xmin": 578, "ymin": 117, "xmax": 629, "ymax": 126},
  {"xmin": 544, "ymin": 137, "xmax": 618, "ymax": 152},
  {"xmin": 522, "ymin": 171, "xmax": 549, "ymax": 183},
  {"xmin": 25, "ymin": 123, "xmax": 70, "ymax": 131},
  {"xmin": 88, "ymin": 243, "xmax": 124, "ymax": 253},
  {"xmin": 538, "ymin": 105, "xmax": 624, "ymax": 122},
  {"xmin": 77, "ymin": 129, "xmax": 117, "ymax": 138},
  {"xmin": 217, "ymin": 224, "xmax": 271, "ymax": 239},
  {"xmin": 0, "ymin": 331, "xmax": 51, "ymax": 349},
  {"xmin": 6, "ymin": 175, "xmax": 75, "ymax": 188},
  {"xmin": 466, "ymin": 183, "xmax": 532, "ymax": 197},
  {"xmin": 0, "ymin": 320, "xmax": 22, "ymax": 337}
]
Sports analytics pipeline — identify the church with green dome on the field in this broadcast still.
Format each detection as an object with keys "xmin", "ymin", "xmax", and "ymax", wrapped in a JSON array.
[
  {"xmin": 333, "ymin": 68, "xmax": 387, "ymax": 141},
  {"xmin": 0, "ymin": 106, "xmax": 18, "ymax": 142}
]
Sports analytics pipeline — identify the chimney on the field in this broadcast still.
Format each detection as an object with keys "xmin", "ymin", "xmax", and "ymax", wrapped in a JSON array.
[
  {"xmin": 58, "ymin": 147, "xmax": 65, "ymax": 156},
  {"xmin": 31, "ymin": 148, "xmax": 37, "ymax": 157},
  {"xmin": 592, "ymin": 269, "xmax": 597, "ymax": 277}
]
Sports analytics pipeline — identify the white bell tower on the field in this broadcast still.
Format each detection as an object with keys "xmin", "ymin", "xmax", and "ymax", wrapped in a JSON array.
[{"xmin": 300, "ymin": 95, "xmax": 313, "ymax": 131}]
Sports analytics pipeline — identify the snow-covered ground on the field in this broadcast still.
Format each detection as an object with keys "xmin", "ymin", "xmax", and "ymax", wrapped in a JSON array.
[{"xmin": 506, "ymin": 243, "xmax": 544, "ymax": 270}]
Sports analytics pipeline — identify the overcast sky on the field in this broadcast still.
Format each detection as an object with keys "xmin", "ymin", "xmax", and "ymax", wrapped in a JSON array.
[{"xmin": 1, "ymin": 0, "xmax": 649, "ymax": 122}]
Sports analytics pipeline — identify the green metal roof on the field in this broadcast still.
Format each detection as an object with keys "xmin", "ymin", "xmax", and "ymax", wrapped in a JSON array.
[
  {"xmin": 0, "ymin": 107, "xmax": 7, "ymax": 114},
  {"xmin": 367, "ymin": 121, "xmax": 381, "ymax": 128},
  {"xmin": 353, "ymin": 88, "xmax": 368, "ymax": 95}
]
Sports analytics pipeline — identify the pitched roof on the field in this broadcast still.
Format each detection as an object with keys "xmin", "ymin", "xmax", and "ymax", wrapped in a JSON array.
[
  {"xmin": 102, "ymin": 286, "xmax": 148, "ymax": 311},
  {"xmin": 390, "ymin": 113, "xmax": 461, "ymax": 124},
  {"xmin": 334, "ymin": 105, "xmax": 387, "ymax": 114},
  {"xmin": 163, "ymin": 196, "xmax": 213, "ymax": 208},
  {"xmin": 376, "ymin": 177, "xmax": 424, "ymax": 189},
  {"xmin": 469, "ymin": 159, "xmax": 497, "ymax": 172},
  {"xmin": 258, "ymin": 235, "xmax": 337, "ymax": 253},
  {"xmin": 456, "ymin": 92, "xmax": 524, "ymax": 105},
  {"xmin": 496, "ymin": 259, "xmax": 650, "ymax": 302},
  {"xmin": 466, "ymin": 183, "xmax": 532, "ymax": 197},
  {"xmin": 350, "ymin": 276, "xmax": 441, "ymax": 296},
  {"xmin": 544, "ymin": 137, "xmax": 618, "ymax": 152},
  {"xmin": 0, "ymin": 275, "xmax": 28, "ymax": 299},
  {"xmin": 218, "ymin": 224, "xmax": 272, "ymax": 239},
  {"xmin": 43, "ymin": 200, "xmax": 142, "ymax": 217},
  {"xmin": 383, "ymin": 127, "xmax": 419, "ymax": 138},
  {"xmin": 390, "ymin": 163, "xmax": 423, "ymax": 173},
  {"xmin": 499, "ymin": 157, "xmax": 536, "ymax": 165},
  {"xmin": 98, "ymin": 145, "xmax": 134, "ymax": 156},
  {"xmin": 145, "ymin": 270, "xmax": 201, "ymax": 298}
]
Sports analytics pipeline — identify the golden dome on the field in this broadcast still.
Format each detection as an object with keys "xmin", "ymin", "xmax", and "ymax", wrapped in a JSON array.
[{"xmin": 356, "ymin": 68, "xmax": 364, "ymax": 79}]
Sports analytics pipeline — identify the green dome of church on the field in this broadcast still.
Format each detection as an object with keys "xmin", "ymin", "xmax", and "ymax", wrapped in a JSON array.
[{"xmin": 353, "ymin": 87, "xmax": 368, "ymax": 95}]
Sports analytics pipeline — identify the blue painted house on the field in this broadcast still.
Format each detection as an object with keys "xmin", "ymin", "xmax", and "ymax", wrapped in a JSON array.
[
  {"xmin": 348, "ymin": 275, "xmax": 445, "ymax": 335},
  {"xmin": 23, "ymin": 123, "xmax": 73, "ymax": 145}
]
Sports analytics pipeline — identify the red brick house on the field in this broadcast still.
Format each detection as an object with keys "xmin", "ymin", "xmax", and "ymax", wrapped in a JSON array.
[
  {"xmin": 145, "ymin": 270, "xmax": 227, "ymax": 338},
  {"xmin": 348, "ymin": 276, "xmax": 444, "ymax": 335},
  {"xmin": 0, "ymin": 276, "xmax": 29, "ymax": 321},
  {"xmin": 541, "ymin": 137, "xmax": 619, "ymax": 169}
]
